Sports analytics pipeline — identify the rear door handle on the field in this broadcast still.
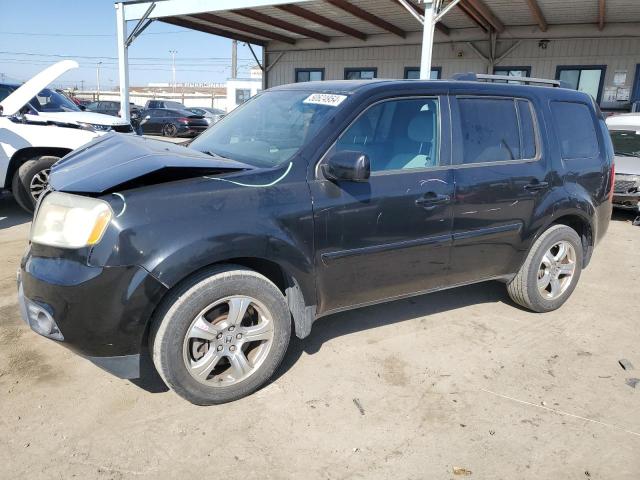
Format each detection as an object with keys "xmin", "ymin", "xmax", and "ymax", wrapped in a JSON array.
[
  {"xmin": 523, "ymin": 181, "xmax": 549, "ymax": 192},
  {"xmin": 415, "ymin": 192, "xmax": 451, "ymax": 210}
]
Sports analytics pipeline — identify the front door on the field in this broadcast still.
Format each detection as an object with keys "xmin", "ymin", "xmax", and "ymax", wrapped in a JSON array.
[
  {"xmin": 448, "ymin": 94, "xmax": 551, "ymax": 284},
  {"xmin": 309, "ymin": 96, "xmax": 454, "ymax": 314}
]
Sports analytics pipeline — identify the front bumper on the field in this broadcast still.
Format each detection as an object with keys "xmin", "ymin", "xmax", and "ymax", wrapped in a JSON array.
[
  {"xmin": 18, "ymin": 249, "xmax": 168, "ymax": 378},
  {"xmin": 612, "ymin": 193, "xmax": 640, "ymax": 211}
]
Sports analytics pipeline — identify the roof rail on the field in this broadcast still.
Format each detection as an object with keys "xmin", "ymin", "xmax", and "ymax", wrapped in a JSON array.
[{"xmin": 451, "ymin": 72, "xmax": 570, "ymax": 88}]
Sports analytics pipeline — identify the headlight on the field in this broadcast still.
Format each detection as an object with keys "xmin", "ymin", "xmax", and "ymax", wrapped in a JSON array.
[
  {"xmin": 77, "ymin": 122, "xmax": 112, "ymax": 132},
  {"xmin": 31, "ymin": 192, "xmax": 113, "ymax": 248}
]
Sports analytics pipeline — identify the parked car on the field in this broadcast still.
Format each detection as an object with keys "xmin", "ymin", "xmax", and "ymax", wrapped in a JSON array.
[
  {"xmin": 0, "ymin": 61, "xmax": 121, "ymax": 211},
  {"xmin": 86, "ymin": 100, "xmax": 142, "ymax": 117},
  {"xmin": 145, "ymin": 99, "xmax": 186, "ymax": 110},
  {"xmin": 138, "ymin": 108, "xmax": 209, "ymax": 137},
  {"xmin": 0, "ymin": 83, "xmax": 133, "ymax": 135},
  {"xmin": 18, "ymin": 77, "xmax": 614, "ymax": 405},
  {"xmin": 606, "ymin": 113, "xmax": 640, "ymax": 213},
  {"xmin": 188, "ymin": 107, "xmax": 225, "ymax": 125}
]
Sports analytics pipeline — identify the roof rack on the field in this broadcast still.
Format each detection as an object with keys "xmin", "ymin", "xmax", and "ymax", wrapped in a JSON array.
[{"xmin": 451, "ymin": 72, "xmax": 570, "ymax": 88}]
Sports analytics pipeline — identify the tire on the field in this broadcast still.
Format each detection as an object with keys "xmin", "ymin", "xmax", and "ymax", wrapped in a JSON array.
[
  {"xmin": 150, "ymin": 265, "xmax": 291, "ymax": 405},
  {"xmin": 11, "ymin": 156, "xmax": 59, "ymax": 212},
  {"xmin": 162, "ymin": 123, "xmax": 178, "ymax": 137},
  {"xmin": 507, "ymin": 224, "xmax": 583, "ymax": 312}
]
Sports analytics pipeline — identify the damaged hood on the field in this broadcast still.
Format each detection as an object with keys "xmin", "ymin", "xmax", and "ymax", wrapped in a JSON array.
[
  {"xmin": 0, "ymin": 60, "xmax": 78, "ymax": 116},
  {"xmin": 49, "ymin": 133, "xmax": 252, "ymax": 193}
]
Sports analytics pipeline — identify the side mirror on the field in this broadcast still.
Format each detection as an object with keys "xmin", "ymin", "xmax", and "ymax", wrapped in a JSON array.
[
  {"xmin": 78, "ymin": 105, "xmax": 86, "ymax": 111},
  {"xmin": 322, "ymin": 150, "xmax": 370, "ymax": 182}
]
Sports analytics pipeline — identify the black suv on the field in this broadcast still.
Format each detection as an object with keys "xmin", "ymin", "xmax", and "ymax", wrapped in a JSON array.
[{"xmin": 18, "ymin": 77, "xmax": 614, "ymax": 405}]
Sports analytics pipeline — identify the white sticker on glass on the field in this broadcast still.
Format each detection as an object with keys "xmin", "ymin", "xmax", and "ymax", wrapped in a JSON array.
[{"xmin": 303, "ymin": 93, "xmax": 348, "ymax": 107}]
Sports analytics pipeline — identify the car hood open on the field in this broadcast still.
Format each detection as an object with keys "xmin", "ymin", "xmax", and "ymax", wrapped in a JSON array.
[
  {"xmin": 49, "ymin": 133, "xmax": 253, "ymax": 193},
  {"xmin": 0, "ymin": 60, "xmax": 79, "ymax": 116}
]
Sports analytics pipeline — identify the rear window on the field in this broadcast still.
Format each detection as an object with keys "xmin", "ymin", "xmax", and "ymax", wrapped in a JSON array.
[
  {"xmin": 456, "ymin": 97, "xmax": 537, "ymax": 164},
  {"xmin": 550, "ymin": 101, "xmax": 599, "ymax": 159}
]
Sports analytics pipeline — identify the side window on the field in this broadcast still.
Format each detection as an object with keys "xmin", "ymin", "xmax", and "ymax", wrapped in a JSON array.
[
  {"xmin": 456, "ymin": 97, "xmax": 537, "ymax": 164},
  {"xmin": 328, "ymin": 98, "xmax": 440, "ymax": 173},
  {"xmin": 0, "ymin": 86, "xmax": 14, "ymax": 102},
  {"xmin": 550, "ymin": 101, "xmax": 598, "ymax": 159}
]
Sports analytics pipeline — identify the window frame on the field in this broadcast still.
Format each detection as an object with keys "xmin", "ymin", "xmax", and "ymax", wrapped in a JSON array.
[
  {"xmin": 403, "ymin": 66, "xmax": 442, "ymax": 80},
  {"xmin": 315, "ymin": 95, "xmax": 446, "ymax": 179},
  {"xmin": 344, "ymin": 67, "xmax": 378, "ymax": 80},
  {"xmin": 450, "ymin": 95, "xmax": 542, "ymax": 168},
  {"xmin": 295, "ymin": 68, "xmax": 325, "ymax": 83},
  {"xmin": 555, "ymin": 65, "xmax": 607, "ymax": 103}
]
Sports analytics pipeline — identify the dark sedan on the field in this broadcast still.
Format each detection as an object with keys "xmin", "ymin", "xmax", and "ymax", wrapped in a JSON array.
[{"xmin": 139, "ymin": 108, "xmax": 209, "ymax": 137}]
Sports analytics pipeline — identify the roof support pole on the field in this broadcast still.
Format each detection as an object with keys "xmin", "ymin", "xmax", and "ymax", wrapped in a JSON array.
[
  {"xmin": 115, "ymin": 2, "xmax": 130, "ymax": 122},
  {"xmin": 419, "ymin": 1, "xmax": 437, "ymax": 79}
]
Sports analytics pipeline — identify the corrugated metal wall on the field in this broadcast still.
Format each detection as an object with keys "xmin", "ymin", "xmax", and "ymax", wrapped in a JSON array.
[{"xmin": 266, "ymin": 37, "xmax": 640, "ymax": 109}]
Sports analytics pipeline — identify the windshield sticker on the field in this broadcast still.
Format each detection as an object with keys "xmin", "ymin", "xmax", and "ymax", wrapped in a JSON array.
[{"xmin": 303, "ymin": 93, "xmax": 347, "ymax": 107}]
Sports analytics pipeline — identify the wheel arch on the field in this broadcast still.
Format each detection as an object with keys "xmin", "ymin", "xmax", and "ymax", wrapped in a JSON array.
[
  {"xmin": 534, "ymin": 210, "xmax": 595, "ymax": 268},
  {"xmin": 148, "ymin": 257, "xmax": 316, "ymax": 341},
  {"xmin": 5, "ymin": 147, "xmax": 71, "ymax": 189}
]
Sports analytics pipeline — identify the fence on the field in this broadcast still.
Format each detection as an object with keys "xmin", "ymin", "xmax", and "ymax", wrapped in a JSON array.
[{"xmin": 73, "ymin": 90, "xmax": 227, "ymax": 111}]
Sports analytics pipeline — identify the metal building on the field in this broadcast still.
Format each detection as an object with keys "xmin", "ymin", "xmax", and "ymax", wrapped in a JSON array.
[{"xmin": 115, "ymin": 0, "xmax": 640, "ymax": 120}]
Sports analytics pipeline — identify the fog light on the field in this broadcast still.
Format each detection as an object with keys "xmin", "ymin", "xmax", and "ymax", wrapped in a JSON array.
[{"xmin": 19, "ymin": 289, "xmax": 64, "ymax": 341}]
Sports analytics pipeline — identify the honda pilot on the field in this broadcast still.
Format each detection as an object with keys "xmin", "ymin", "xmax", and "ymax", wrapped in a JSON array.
[{"xmin": 18, "ymin": 77, "xmax": 614, "ymax": 405}]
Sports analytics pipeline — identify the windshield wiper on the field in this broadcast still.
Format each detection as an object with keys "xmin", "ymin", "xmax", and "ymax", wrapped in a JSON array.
[{"xmin": 615, "ymin": 152, "xmax": 640, "ymax": 157}]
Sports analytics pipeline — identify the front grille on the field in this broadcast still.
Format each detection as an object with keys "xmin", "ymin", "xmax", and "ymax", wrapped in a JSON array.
[
  {"xmin": 614, "ymin": 177, "xmax": 639, "ymax": 194},
  {"xmin": 112, "ymin": 124, "xmax": 134, "ymax": 133}
]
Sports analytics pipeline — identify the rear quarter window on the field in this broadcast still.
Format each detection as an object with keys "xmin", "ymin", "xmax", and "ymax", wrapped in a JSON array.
[{"xmin": 550, "ymin": 101, "xmax": 599, "ymax": 159}]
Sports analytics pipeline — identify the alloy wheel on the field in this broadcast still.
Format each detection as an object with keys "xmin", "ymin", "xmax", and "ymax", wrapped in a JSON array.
[
  {"xmin": 182, "ymin": 296, "xmax": 275, "ymax": 386},
  {"xmin": 29, "ymin": 168, "xmax": 50, "ymax": 203},
  {"xmin": 537, "ymin": 240, "xmax": 576, "ymax": 300}
]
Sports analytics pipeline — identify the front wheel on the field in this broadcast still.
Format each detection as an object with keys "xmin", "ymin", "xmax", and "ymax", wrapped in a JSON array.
[
  {"xmin": 150, "ymin": 266, "xmax": 291, "ymax": 405},
  {"xmin": 507, "ymin": 225, "xmax": 583, "ymax": 312},
  {"xmin": 11, "ymin": 156, "xmax": 59, "ymax": 212}
]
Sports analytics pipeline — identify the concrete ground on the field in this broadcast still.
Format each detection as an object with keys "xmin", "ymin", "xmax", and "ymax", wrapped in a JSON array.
[{"xmin": 0, "ymin": 193, "xmax": 638, "ymax": 480}]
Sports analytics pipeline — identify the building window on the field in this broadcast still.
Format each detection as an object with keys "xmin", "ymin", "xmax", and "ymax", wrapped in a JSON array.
[
  {"xmin": 235, "ymin": 89, "xmax": 251, "ymax": 105},
  {"xmin": 344, "ymin": 68, "xmax": 377, "ymax": 80},
  {"xmin": 295, "ymin": 68, "xmax": 325, "ymax": 82},
  {"xmin": 492, "ymin": 66, "xmax": 531, "ymax": 83},
  {"xmin": 404, "ymin": 67, "xmax": 441, "ymax": 80},
  {"xmin": 556, "ymin": 65, "xmax": 607, "ymax": 103}
]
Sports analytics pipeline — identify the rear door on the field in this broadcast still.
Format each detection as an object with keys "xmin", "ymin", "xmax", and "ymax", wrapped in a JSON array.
[
  {"xmin": 310, "ymin": 95, "xmax": 454, "ymax": 314},
  {"xmin": 448, "ymin": 94, "xmax": 551, "ymax": 284}
]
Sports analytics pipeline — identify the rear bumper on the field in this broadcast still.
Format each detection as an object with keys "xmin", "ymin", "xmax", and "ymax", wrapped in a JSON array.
[
  {"xmin": 612, "ymin": 193, "xmax": 640, "ymax": 211},
  {"xmin": 18, "ymin": 249, "xmax": 168, "ymax": 378}
]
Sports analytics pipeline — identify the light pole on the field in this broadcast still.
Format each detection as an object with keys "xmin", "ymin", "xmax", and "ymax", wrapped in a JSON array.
[
  {"xmin": 169, "ymin": 50, "xmax": 177, "ymax": 93},
  {"xmin": 96, "ymin": 61, "xmax": 102, "ymax": 100}
]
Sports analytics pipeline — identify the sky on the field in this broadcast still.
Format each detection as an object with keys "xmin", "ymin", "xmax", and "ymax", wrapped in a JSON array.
[{"xmin": 1, "ymin": 0, "xmax": 260, "ymax": 90}]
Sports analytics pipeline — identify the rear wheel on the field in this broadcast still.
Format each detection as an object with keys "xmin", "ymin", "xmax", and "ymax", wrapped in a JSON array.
[
  {"xmin": 150, "ymin": 265, "xmax": 291, "ymax": 405},
  {"xmin": 11, "ymin": 156, "xmax": 59, "ymax": 212},
  {"xmin": 162, "ymin": 123, "xmax": 178, "ymax": 137},
  {"xmin": 507, "ymin": 225, "xmax": 583, "ymax": 312}
]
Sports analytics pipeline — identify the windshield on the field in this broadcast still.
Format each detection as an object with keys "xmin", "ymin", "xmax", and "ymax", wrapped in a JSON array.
[
  {"xmin": 610, "ymin": 130, "xmax": 640, "ymax": 158},
  {"xmin": 190, "ymin": 90, "xmax": 346, "ymax": 167},
  {"xmin": 30, "ymin": 88, "xmax": 80, "ymax": 112}
]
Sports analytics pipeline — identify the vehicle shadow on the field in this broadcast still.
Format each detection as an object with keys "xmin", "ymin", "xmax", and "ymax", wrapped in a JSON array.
[
  {"xmin": 0, "ymin": 193, "xmax": 32, "ymax": 229},
  {"xmin": 611, "ymin": 209, "xmax": 639, "ymax": 224},
  {"xmin": 273, "ymin": 280, "xmax": 511, "ymax": 383},
  {"xmin": 130, "ymin": 280, "xmax": 511, "ymax": 395}
]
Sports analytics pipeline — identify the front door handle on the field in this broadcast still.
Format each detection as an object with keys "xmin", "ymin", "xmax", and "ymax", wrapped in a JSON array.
[
  {"xmin": 523, "ymin": 181, "xmax": 549, "ymax": 192},
  {"xmin": 415, "ymin": 192, "xmax": 451, "ymax": 210}
]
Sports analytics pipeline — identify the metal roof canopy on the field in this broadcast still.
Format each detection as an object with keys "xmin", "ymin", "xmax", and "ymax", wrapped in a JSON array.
[{"xmin": 114, "ymin": 0, "xmax": 640, "ymax": 121}]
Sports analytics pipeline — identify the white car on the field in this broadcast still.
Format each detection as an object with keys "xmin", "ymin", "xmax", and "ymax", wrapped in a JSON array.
[
  {"xmin": 606, "ymin": 113, "xmax": 640, "ymax": 213},
  {"xmin": 0, "ymin": 60, "xmax": 131, "ymax": 211}
]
